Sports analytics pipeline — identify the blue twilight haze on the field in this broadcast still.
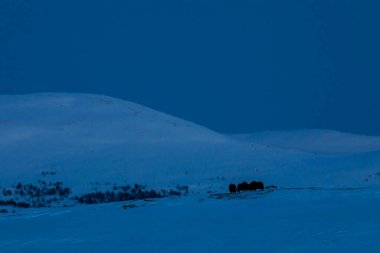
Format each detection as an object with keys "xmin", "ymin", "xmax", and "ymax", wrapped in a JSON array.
[{"xmin": 0, "ymin": 0, "xmax": 379, "ymax": 135}]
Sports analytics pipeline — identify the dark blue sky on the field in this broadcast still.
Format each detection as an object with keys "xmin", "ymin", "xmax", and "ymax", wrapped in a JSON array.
[{"xmin": 1, "ymin": 0, "xmax": 379, "ymax": 135}]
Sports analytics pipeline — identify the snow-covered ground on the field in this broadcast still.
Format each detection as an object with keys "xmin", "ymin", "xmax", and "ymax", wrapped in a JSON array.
[
  {"xmin": 0, "ymin": 93, "xmax": 380, "ymax": 252},
  {"xmin": 1, "ymin": 189, "xmax": 380, "ymax": 253}
]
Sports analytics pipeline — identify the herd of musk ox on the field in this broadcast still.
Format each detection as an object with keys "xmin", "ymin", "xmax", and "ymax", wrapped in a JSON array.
[{"xmin": 229, "ymin": 181, "xmax": 264, "ymax": 193}]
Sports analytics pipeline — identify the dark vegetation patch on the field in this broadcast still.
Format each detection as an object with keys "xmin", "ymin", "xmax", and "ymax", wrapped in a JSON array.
[
  {"xmin": 41, "ymin": 171, "xmax": 57, "ymax": 177},
  {"xmin": 0, "ymin": 180, "xmax": 189, "ymax": 212},
  {"xmin": 0, "ymin": 180, "xmax": 71, "ymax": 209},
  {"xmin": 75, "ymin": 184, "xmax": 189, "ymax": 204}
]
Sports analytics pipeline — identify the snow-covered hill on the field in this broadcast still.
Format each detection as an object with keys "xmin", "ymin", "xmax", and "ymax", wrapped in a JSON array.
[
  {"xmin": 0, "ymin": 93, "xmax": 233, "ymax": 189},
  {"xmin": 1, "ymin": 93, "xmax": 380, "ymax": 253},
  {"xmin": 0, "ymin": 93, "xmax": 380, "ymax": 193},
  {"xmin": 232, "ymin": 129, "xmax": 380, "ymax": 155}
]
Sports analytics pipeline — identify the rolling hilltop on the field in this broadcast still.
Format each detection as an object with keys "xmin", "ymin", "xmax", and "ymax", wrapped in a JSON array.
[
  {"xmin": 0, "ymin": 93, "xmax": 379, "ymax": 193},
  {"xmin": 1, "ymin": 93, "xmax": 380, "ymax": 253}
]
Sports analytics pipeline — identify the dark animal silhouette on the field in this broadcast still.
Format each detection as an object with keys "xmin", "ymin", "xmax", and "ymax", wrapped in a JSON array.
[
  {"xmin": 237, "ymin": 182, "xmax": 249, "ymax": 192},
  {"xmin": 257, "ymin": 181, "xmax": 264, "ymax": 190},
  {"xmin": 229, "ymin": 184, "xmax": 237, "ymax": 193},
  {"xmin": 249, "ymin": 181, "xmax": 259, "ymax": 191},
  {"xmin": 249, "ymin": 181, "xmax": 265, "ymax": 191}
]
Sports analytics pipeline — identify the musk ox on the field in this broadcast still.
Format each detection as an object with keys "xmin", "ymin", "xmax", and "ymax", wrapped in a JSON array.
[
  {"xmin": 249, "ymin": 181, "xmax": 265, "ymax": 191},
  {"xmin": 249, "ymin": 181, "xmax": 259, "ymax": 191},
  {"xmin": 237, "ymin": 182, "xmax": 249, "ymax": 192},
  {"xmin": 229, "ymin": 183, "xmax": 237, "ymax": 193},
  {"xmin": 230, "ymin": 181, "xmax": 266, "ymax": 193},
  {"xmin": 256, "ymin": 181, "xmax": 264, "ymax": 190}
]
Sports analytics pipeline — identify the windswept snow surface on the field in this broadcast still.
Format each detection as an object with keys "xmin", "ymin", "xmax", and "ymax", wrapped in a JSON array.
[
  {"xmin": 1, "ymin": 189, "xmax": 380, "ymax": 253},
  {"xmin": 232, "ymin": 129, "xmax": 380, "ymax": 155},
  {"xmin": 1, "ymin": 93, "xmax": 380, "ymax": 252}
]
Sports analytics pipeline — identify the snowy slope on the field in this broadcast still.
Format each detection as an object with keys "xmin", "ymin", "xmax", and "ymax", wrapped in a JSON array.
[
  {"xmin": 0, "ymin": 93, "xmax": 380, "ymax": 192},
  {"xmin": 1, "ymin": 93, "xmax": 380, "ymax": 253},
  {"xmin": 0, "ymin": 93, "xmax": 235, "ymax": 190},
  {"xmin": 232, "ymin": 129, "xmax": 380, "ymax": 155}
]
